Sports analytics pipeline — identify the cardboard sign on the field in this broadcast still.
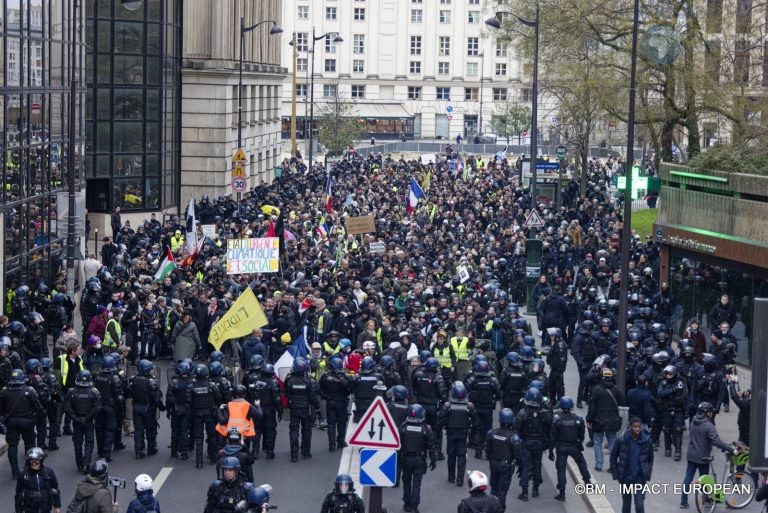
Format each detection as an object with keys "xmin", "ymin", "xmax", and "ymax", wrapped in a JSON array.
[
  {"xmin": 369, "ymin": 242, "xmax": 386, "ymax": 254},
  {"xmin": 345, "ymin": 215, "xmax": 376, "ymax": 235},
  {"xmin": 201, "ymin": 224, "xmax": 217, "ymax": 239},
  {"xmin": 458, "ymin": 265, "xmax": 470, "ymax": 283},
  {"xmin": 226, "ymin": 237, "xmax": 280, "ymax": 274}
]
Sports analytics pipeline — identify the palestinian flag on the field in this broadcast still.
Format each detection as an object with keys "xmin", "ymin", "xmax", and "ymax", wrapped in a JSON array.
[{"xmin": 154, "ymin": 247, "xmax": 177, "ymax": 282}]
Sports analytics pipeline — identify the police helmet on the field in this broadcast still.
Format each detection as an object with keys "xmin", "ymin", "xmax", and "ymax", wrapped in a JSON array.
[
  {"xmin": 474, "ymin": 360, "xmax": 490, "ymax": 376},
  {"xmin": 76, "ymin": 370, "xmax": 93, "ymax": 387},
  {"xmin": 250, "ymin": 354, "xmax": 266, "ymax": 371},
  {"xmin": 209, "ymin": 361, "xmax": 224, "ymax": 377},
  {"xmin": 392, "ymin": 385, "xmax": 409, "ymax": 401},
  {"xmin": 335, "ymin": 474, "xmax": 355, "ymax": 495},
  {"xmin": 532, "ymin": 358, "xmax": 545, "ymax": 373},
  {"xmin": 15, "ymin": 285, "xmax": 29, "ymax": 298},
  {"xmin": 587, "ymin": 287, "xmax": 598, "ymax": 298},
  {"xmin": 425, "ymin": 357, "xmax": 439, "ymax": 371},
  {"xmin": 292, "ymin": 357, "xmax": 308, "ymax": 374},
  {"xmin": 89, "ymin": 459, "xmax": 109, "ymax": 480},
  {"xmin": 176, "ymin": 361, "xmax": 192, "ymax": 376},
  {"xmin": 524, "ymin": 388, "xmax": 542, "ymax": 407},
  {"xmin": 9, "ymin": 321, "xmax": 26, "ymax": 335},
  {"xmin": 329, "ymin": 357, "xmax": 344, "ymax": 371},
  {"xmin": 210, "ymin": 351, "xmax": 225, "ymax": 363},
  {"xmin": 194, "ymin": 364, "xmax": 209, "ymax": 378},
  {"xmin": 600, "ymin": 318, "xmax": 612, "ymax": 328},
  {"xmin": 220, "ymin": 456, "xmax": 241, "ymax": 470},
  {"xmin": 450, "ymin": 382, "xmax": 468, "ymax": 401},
  {"xmin": 406, "ymin": 404, "xmax": 425, "ymax": 423},
  {"xmin": 26, "ymin": 447, "xmax": 45, "ymax": 463},
  {"xmin": 548, "ymin": 327, "xmax": 563, "ymax": 339},
  {"xmin": 582, "ymin": 310, "xmax": 596, "ymax": 322},
  {"xmin": 663, "ymin": 365, "xmax": 677, "ymax": 378},
  {"xmin": 101, "ymin": 356, "xmax": 116, "ymax": 371},
  {"xmin": 580, "ymin": 320, "xmax": 595, "ymax": 332},
  {"xmin": 380, "ymin": 355, "xmax": 394, "ymax": 369},
  {"xmin": 514, "ymin": 318, "xmax": 527, "ymax": 329},
  {"xmin": 559, "ymin": 396, "xmax": 575, "ymax": 410},
  {"xmin": 529, "ymin": 379, "xmax": 544, "ymax": 391},
  {"xmin": 681, "ymin": 344, "xmax": 695, "ymax": 357},
  {"xmin": 498, "ymin": 408, "xmax": 515, "ymax": 426},
  {"xmin": 9, "ymin": 368, "xmax": 25, "ymax": 385},
  {"xmin": 53, "ymin": 293, "xmax": 66, "ymax": 304},
  {"xmin": 137, "ymin": 359, "xmax": 154, "ymax": 375},
  {"xmin": 519, "ymin": 346, "xmax": 535, "ymax": 361},
  {"xmin": 361, "ymin": 356, "xmax": 376, "ymax": 372},
  {"xmin": 262, "ymin": 364, "xmax": 275, "ymax": 375},
  {"xmin": 506, "ymin": 351, "xmax": 521, "ymax": 365},
  {"xmin": 247, "ymin": 485, "xmax": 272, "ymax": 508},
  {"xmin": 523, "ymin": 335, "xmax": 536, "ymax": 348},
  {"xmin": 419, "ymin": 350, "xmax": 432, "ymax": 364},
  {"xmin": 40, "ymin": 357, "xmax": 53, "ymax": 371},
  {"xmin": 25, "ymin": 358, "xmax": 41, "ymax": 374}
]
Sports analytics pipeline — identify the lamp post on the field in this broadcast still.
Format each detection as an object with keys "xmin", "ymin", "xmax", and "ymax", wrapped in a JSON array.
[
  {"xmin": 308, "ymin": 29, "xmax": 343, "ymax": 170},
  {"xmin": 487, "ymin": 4, "xmax": 539, "ymax": 203},
  {"xmin": 238, "ymin": 19, "xmax": 283, "ymax": 153},
  {"xmin": 290, "ymin": 33, "xmax": 297, "ymax": 157},
  {"xmin": 478, "ymin": 52, "xmax": 485, "ymax": 135}
]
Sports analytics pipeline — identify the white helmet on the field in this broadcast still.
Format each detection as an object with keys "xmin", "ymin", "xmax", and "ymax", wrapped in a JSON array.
[
  {"xmin": 135, "ymin": 474, "xmax": 153, "ymax": 493},
  {"xmin": 467, "ymin": 470, "xmax": 488, "ymax": 492}
]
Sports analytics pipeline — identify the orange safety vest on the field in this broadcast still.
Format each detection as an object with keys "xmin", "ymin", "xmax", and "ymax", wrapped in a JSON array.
[{"xmin": 215, "ymin": 400, "xmax": 256, "ymax": 437}]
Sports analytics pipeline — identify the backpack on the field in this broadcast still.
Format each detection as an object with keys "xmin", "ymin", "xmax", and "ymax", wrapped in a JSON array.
[
  {"xmin": 461, "ymin": 495, "xmax": 491, "ymax": 513},
  {"xmin": 66, "ymin": 494, "xmax": 87, "ymax": 513},
  {"xmin": 136, "ymin": 497, "xmax": 159, "ymax": 513}
]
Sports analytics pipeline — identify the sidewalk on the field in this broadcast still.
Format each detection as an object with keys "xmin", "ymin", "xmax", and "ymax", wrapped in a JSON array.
[{"xmin": 523, "ymin": 313, "xmax": 756, "ymax": 513}]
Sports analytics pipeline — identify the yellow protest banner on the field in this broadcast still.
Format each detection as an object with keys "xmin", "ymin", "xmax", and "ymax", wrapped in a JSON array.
[{"xmin": 207, "ymin": 287, "xmax": 268, "ymax": 350}]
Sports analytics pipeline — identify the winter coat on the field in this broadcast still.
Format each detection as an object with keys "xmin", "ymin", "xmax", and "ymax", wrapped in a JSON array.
[
  {"xmin": 126, "ymin": 490, "xmax": 160, "ymax": 513},
  {"xmin": 170, "ymin": 320, "xmax": 201, "ymax": 361},
  {"xmin": 686, "ymin": 413, "xmax": 733, "ymax": 464},
  {"xmin": 587, "ymin": 383, "xmax": 624, "ymax": 433},
  {"xmin": 626, "ymin": 386, "xmax": 656, "ymax": 426},
  {"xmin": 610, "ymin": 427, "xmax": 654, "ymax": 483},
  {"xmin": 73, "ymin": 476, "xmax": 116, "ymax": 513}
]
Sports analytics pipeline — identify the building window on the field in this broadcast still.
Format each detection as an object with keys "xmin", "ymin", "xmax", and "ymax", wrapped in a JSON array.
[
  {"xmin": 353, "ymin": 34, "xmax": 365, "ymax": 54},
  {"xmin": 495, "ymin": 63, "xmax": 507, "ymax": 76},
  {"xmin": 297, "ymin": 57, "xmax": 308, "ymax": 72},
  {"xmin": 467, "ymin": 62, "xmax": 478, "ymax": 76},
  {"xmin": 521, "ymin": 88, "xmax": 532, "ymax": 102},
  {"xmin": 325, "ymin": 34, "xmax": 338, "ymax": 53},
  {"xmin": 412, "ymin": 0, "xmax": 422, "ymax": 2},
  {"xmin": 296, "ymin": 32, "xmax": 309, "ymax": 52},
  {"xmin": 323, "ymin": 84, "xmax": 338, "ymax": 97},
  {"xmin": 706, "ymin": 0, "xmax": 723, "ymax": 33},
  {"xmin": 408, "ymin": 86, "xmax": 422, "ymax": 99},
  {"xmin": 705, "ymin": 39, "xmax": 721, "ymax": 82},
  {"xmin": 437, "ymin": 87, "xmax": 451, "ymax": 100},
  {"xmin": 496, "ymin": 42, "xmax": 507, "ymax": 57},
  {"xmin": 354, "ymin": 8, "xmax": 366, "ymax": 20},
  {"xmin": 469, "ymin": 0, "xmax": 479, "ymax": 4},
  {"xmin": 468, "ymin": 11, "xmax": 480, "ymax": 23},
  {"xmin": 734, "ymin": 38, "xmax": 750, "ymax": 84},
  {"xmin": 353, "ymin": 59, "xmax": 365, "ymax": 73},
  {"xmin": 493, "ymin": 88, "xmax": 508, "ymax": 100},
  {"xmin": 467, "ymin": 37, "xmax": 479, "ymax": 56},
  {"xmin": 465, "ymin": 88, "xmax": 479, "ymax": 100},
  {"xmin": 326, "ymin": 7, "xmax": 337, "ymax": 20},
  {"xmin": 411, "ymin": 9, "xmax": 423, "ymax": 22},
  {"xmin": 409, "ymin": 61, "xmax": 422, "ymax": 74},
  {"xmin": 298, "ymin": 6, "xmax": 309, "ymax": 20},
  {"xmin": 439, "ymin": 36, "xmax": 451, "ymax": 56},
  {"xmin": 438, "ymin": 62, "xmax": 450, "ymax": 75},
  {"xmin": 325, "ymin": 59, "xmax": 337, "ymax": 72},
  {"xmin": 410, "ymin": 36, "xmax": 422, "ymax": 55},
  {"xmin": 351, "ymin": 85, "xmax": 366, "ymax": 98},
  {"xmin": 440, "ymin": 0, "xmax": 451, "ymax": 4},
  {"xmin": 439, "ymin": 10, "xmax": 451, "ymax": 23},
  {"xmin": 296, "ymin": 84, "xmax": 308, "ymax": 97}
]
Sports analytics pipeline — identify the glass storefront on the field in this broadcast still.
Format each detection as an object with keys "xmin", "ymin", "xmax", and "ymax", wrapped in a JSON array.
[
  {"xmin": 669, "ymin": 249, "xmax": 768, "ymax": 366},
  {"xmin": 1, "ymin": 0, "xmax": 85, "ymax": 293},
  {"xmin": 84, "ymin": 0, "xmax": 180, "ymax": 212}
]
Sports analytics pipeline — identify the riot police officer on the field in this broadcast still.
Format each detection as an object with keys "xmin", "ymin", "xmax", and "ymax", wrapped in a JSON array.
[
  {"xmin": 411, "ymin": 357, "xmax": 446, "ymax": 459},
  {"xmin": 319, "ymin": 356, "xmax": 351, "ymax": 452},
  {"xmin": 63, "ymin": 370, "xmax": 100, "ymax": 473},
  {"xmin": 485, "ymin": 408, "xmax": 521, "ymax": 512},
  {"xmin": 673, "ymin": 344, "xmax": 704, "ymax": 421},
  {"xmin": 320, "ymin": 474, "xmax": 365, "ymax": 513},
  {"xmin": 387, "ymin": 384, "xmax": 410, "ymax": 487},
  {"xmin": 25, "ymin": 359, "xmax": 51, "ymax": 450},
  {"xmin": 241, "ymin": 355, "xmax": 266, "ymax": 406},
  {"xmin": 398, "ymin": 404, "xmax": 437, "ymax": 513},
  {"xmin": 39, "ymin": 358, "xmax": 61, "ymax": 451},
  {"xmin": 546, "ymin": 329, "xmax": 568, "ymax": 403},
  {"xmin": 167, "ymin": 360, "xmax": 193, "ymax": 460},
  {"xmin": 352, "ymin": 356, "xmax": 384, "ymax": 422},
  {"xmin": 203, "ymin": 457, "xmax": 253, "ymax": 513},
  {"xmin": 191, "ymin": 364, "xmax": 223, "ymax": 468},
  {"xmin": 208, "ymin": 361, "xmax": 233, "ymax": 404},
  {"xmin": 14, "ymin": 447, "xmax": 61, "ymax": 513},
  {"xmin": 242, "ymin": 360, "xmax": 281, "ymax": 459},
  {"xmin": 285, "ymin": 357, "xmax": 320, "ymax": 462},
  {"xmin": 93, "ymin": 356, "xmax": 123, "ymax": 462},
  {"xmin": 551, "ymin": 396, "xmax": 591, "ymax": 502},
  {"xmin": 694, "ymin": 353, "xmax": 725, "ymax": 424},
  {"xmin": 466, "ymin": 360, "xmax": 500, "ymax": 459},
  {"xmin": 571, "ymin": 320, "xmax": 597, "ymax": 408},
  {"xmin": 657, "ymin": 364, "xmax": 688, "ymax": 461},
  {"xmin": 128, "ymin": 359, "xmax": 164, "ymax": 459},
  {"xmin": 500, "ymin": 352, "xmax": 527, "ymax": 415},
  {"xmin": 515, "ymin": 388, "xmax": 552, "ymax": 501},
  {"xmin": 439, "ymin": 381, "xmax": 476, "ymax": 486},
  {"xmin": 0, "ymin": 369, "xmax": 44, "ymax": 478}
]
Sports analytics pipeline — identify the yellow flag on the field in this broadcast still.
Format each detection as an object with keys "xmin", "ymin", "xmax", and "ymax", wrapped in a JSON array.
[{"xmin": 207, "ymin": 287, "xmax": 268, "ymax": 351}]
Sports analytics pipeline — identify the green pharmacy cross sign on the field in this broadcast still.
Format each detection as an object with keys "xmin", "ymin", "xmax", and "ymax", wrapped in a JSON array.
[{"xmin": 617, "ymin": 166, "xmax": 648, "ymax": 199}]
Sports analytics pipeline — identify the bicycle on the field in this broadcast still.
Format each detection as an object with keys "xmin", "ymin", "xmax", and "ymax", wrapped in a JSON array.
[{"xmin": 695, "ymin": 442, "xmax": 757, "ymax": 513}]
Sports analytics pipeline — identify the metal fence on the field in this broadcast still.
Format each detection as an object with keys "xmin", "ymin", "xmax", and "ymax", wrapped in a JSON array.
[{"xmin": 350, "ymin": 142, "xmax": 642, "ymax": 160}]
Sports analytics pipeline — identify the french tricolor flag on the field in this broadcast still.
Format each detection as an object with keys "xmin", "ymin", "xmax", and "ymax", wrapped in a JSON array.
[{"xmin": 407, "ymin": 178, "xmax": 424, "ymax": 214}]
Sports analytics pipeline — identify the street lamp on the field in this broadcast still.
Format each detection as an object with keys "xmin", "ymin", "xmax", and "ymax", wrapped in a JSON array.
[
  {"xmin": 308, "ymin": 29, "xmax": 343, "ymax": 169},
  {"xmin": 478, "ymin": 52, "xmax": 485, "ymax": 135},
  {"xmin": 238, "ymin": 19, "xmax": 283, "ymax": 153},
  {"xmin": 487, "ymin": 5, "xmax": 539, "ymax": 204}
]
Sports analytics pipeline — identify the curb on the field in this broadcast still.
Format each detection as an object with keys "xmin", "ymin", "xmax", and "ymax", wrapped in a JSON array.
[
  {"xmin": 567, "ymin": 457, "xmax": 615, "ymax": 513},
  {"xmin": 339, "ymin": 421, "xmax": 365, "ymax": 500}
]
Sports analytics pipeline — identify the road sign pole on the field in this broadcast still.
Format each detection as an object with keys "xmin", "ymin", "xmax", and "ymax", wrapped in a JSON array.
[{"xmin": 368, "ymin": 487, "xmax": 383, "ymax": 513}]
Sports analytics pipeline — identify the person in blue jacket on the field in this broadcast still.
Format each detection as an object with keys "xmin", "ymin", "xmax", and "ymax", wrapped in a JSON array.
[{"xmin": 127, "ymin": 474, "xmax": 160, "ymax": 513}]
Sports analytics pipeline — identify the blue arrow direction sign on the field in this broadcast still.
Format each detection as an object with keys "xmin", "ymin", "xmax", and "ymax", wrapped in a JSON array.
[{"xmin": 360, "ymin": 449, "xmax": 397, "ymax": 487}]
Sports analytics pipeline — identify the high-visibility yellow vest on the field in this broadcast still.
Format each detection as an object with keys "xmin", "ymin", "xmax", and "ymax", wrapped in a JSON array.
[
  {"xmin": 323, "ymin": 342, "xmax": 339, "ymax": 355},
  {"xmin": 170, "ymin": 235, "xmax": 185, "ymax": 252},
  {"xmin": 215, "ymin": 400, "xmax": 256, "ymax": 437},
  {"xmin": 57, "ymin": 354, "xmax": 84, "ymax": 385},
  {"xmin": 433, "ymin": 345, "xmax": 452, "ymax": 368},
  {"xmin": 104, "ymin": 318, "xmax": 122, "ymax": 348},
  {"xmin": 450, "ymin": 337, "xmax": 469, "ymax": 361},
  {"xmin": 485, "ymin": 319, "xmax": 494, "ymax": 332}
]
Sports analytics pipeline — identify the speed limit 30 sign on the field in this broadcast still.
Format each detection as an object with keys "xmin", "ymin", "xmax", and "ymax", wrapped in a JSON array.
[{"xmin": 232, "ymin": 177, "xmax": 247, "ymax": 192}]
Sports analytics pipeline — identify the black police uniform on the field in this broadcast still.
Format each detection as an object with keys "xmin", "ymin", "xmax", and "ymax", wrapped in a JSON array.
[
  {"xmin": 466, "ymin": 374, "xmax": 500, "ymax": 458},
  {"xmin": 203, "ymin": 477, "xmax": 253, "ymax": 513},
  {"xmin": 93, "ymin": 369, "xmax": 123, "ymax": 461},
  {"xmin": 351, "ymin": 369, "xmax": 383, "ymax": 423},
  {"xmin": 500, "ymin": 364, "xmax": 527, "ymax": 414},
  {"xmin": 285, "ymin": 371, "xmax": 320, "ymax": 460},
  {"xmin": 191, "ymin": 378, "xmax": 223, "ymax": 466},
  {"xmin": 551, "ymin": 410, "xmax": 591, "ymax": 498},
  {"xmin": 485, "ymin": 425, "xmax": 521, "ymax": 511},
  {"xmin": 546, "ymin": 341, "xmax": 569, "ymax": 402},
  {"xmin": 399, "ymin": 420, "xmax": 437, "ymax": 512},
  {"xmin": 216, "ymin": 443, "xmax": 256, "ymax": 483},
  {"xmin": 167, "ymin": 374, "xmax": 192, "ymax": 458},
  {"xmin": 411, "ymin": 368, "xmax": 446, "ymax": 455},
  {"xmin": 695, "ymin": 368, "xmax": 725, "ymax": 423},
  {"xmin": 14, "ymin": 463, "xmax": 61, "ymax": 513},
  {"xmin": 657, "ymin": 376, "xmax": 688, "ymax": 458},
  {"xmin": 387, "ymin": 397, "xmax": 410, "ymax": 486},
  {"xmin": 0, "ymin": 382, "xmax": 44, "ymax": 477},
  {"xmin": 319, "ymin": 368, "xmax": 351, "ymax": 451},
  {"xmin": 128, "ymin": 373, "xmax": 164, "ymax": 457},
  {"xmin": 320, "ymin": 490, "xmax": 366, "ymax": 513},
  {"xmin": 63, "ymin": 384, "xmax": 100, "ymax": 472},
  {"xmin": 515, "ymin": 404, "xmax": 552, "ymax": 496},
  {"xmin": 26, "ymin": 373, "xmax": 52, "ymax": 449},
  {"xmin": 243, "ymin": 370, "xmax": 282, "ymax": 458},
  {"xmin": 41, "ymin": 368, "xmax": 62, "ymax": 450},
  {"xmin": 439, "ymin": 399, "xmax": 476, "ymax": 485}
]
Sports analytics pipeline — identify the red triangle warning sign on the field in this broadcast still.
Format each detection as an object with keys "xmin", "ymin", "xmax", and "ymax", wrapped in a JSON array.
[
  {"xmin": 347, "ymin": 396, "xmax": 401, "ymax": 449},
  {"xmin": 523, "ymin": 210, "xmax": 545, "ymax": 228}
]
